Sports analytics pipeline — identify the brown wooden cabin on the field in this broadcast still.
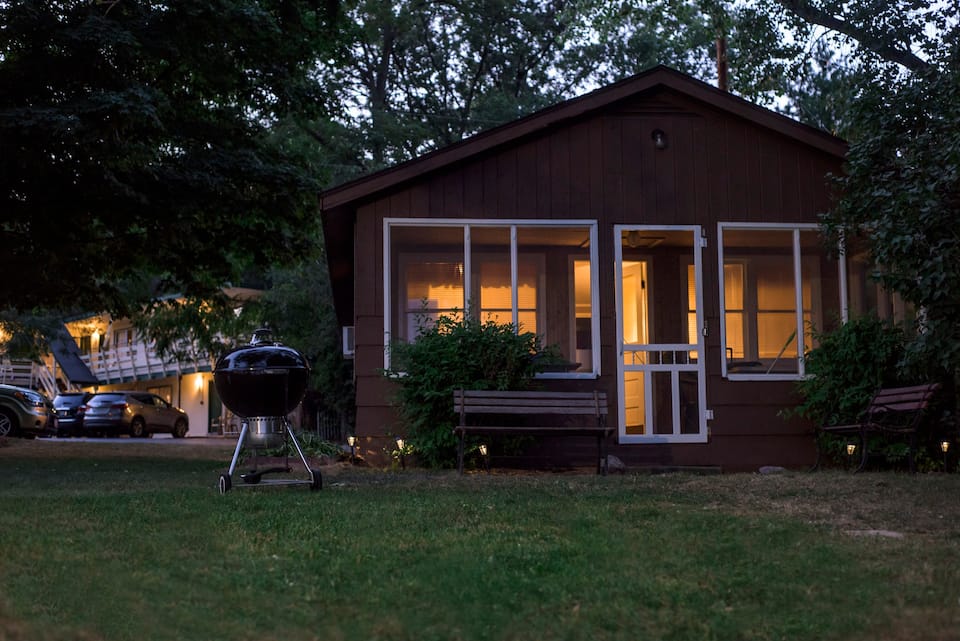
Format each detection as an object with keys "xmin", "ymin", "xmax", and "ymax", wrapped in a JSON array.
[{"xmin": 320, "ymin": 65, "xmax": 850, "ymax": 472}]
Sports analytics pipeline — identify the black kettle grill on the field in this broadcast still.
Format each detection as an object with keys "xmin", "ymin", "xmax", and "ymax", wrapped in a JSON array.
[{"xmin": 214, "ymin": 328, "xmax": 321, "ymax": 493}]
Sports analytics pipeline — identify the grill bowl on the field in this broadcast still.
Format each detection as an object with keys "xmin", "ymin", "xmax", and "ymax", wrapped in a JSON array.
[{"xmin": 213, "ymin": 336, "xmax": 309, "ymax": 418}]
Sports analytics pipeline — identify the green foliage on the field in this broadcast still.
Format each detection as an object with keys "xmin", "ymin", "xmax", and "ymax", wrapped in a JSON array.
[
  {"xmin": 382, "ymin": 313, "xmax": 560, "ymax": 468},
  {"xmin": 256, "ymin": 430, "xmax": 342, "ymax": 460},
  {"xmin": 132, "ymin": 292, "xmax": 261, "ymax": 364},
  {"xmin": 791, "ymin": 315, "xmax": 907, "ymax": 426},
  {"xmin": 0, "ymin": 1, "xmax": 338, "ymax": 319},
  {"xmin": 822, "ymin": 47, "xmax": 960, "ymax": 381},
  {"xmin": 250, "ymin": 254, "xmax": 356, "ymax": 425}
]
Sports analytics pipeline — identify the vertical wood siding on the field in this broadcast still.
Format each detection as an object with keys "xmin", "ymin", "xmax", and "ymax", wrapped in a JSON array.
[{"xmin": 350, "ymin": 87, "xmax": 844, "ymax": 470}]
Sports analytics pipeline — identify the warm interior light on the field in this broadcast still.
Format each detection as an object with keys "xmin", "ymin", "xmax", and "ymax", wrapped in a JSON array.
[
  {"xmin": 195, "ymin": 376, "xmax": 205, "ymax": 393},
  {"xmin": 846, "ymin": 443, "xmax": 857, "ymax": 456},
  {"xmin": 942, "ymin": 440, "xmax": 951, "ymax": 454}
]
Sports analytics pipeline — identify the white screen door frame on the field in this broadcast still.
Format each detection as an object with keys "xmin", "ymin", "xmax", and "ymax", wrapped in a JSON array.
[{"xmin": 614, "ymin": 225, "xmax": 708, "ymax": 444}]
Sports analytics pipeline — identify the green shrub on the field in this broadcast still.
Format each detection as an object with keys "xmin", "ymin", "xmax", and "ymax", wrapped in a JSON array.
[
  {"xmin": 792, "ymin": 315, "xmax": 908, "ymax": 427},
  {"xmin": 382, "ymin": 313, "xmax": 560, "ymax": 468},
  {"xmin": 790, "ymin": 315, "xmax": 913, "ymax": 467}
]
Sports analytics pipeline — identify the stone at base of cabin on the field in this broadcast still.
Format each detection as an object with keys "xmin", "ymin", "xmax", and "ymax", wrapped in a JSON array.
[
  {"xmin": 758, "ymin": 465, "xmax": 787, "ymax": 475},
  {"xmin": 606, "ymin": 455, "xmax": 627, "ymax": 473}
]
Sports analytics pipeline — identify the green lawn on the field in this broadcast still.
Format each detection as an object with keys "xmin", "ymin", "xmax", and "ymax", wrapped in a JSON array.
[{"xmin": 1, "ymin": 439, "xmax": 958, "ymax": 641}]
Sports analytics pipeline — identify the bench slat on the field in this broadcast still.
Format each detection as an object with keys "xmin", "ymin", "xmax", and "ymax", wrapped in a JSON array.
[
  {"xmin": 454, "ymin": 426, "xmax": 613, "ymax": 437},
  {"xmin": 453, "ymin": 388, "xmax": 610, "ymax": 475},
  {"xmin": 457, "ymin": 404, "xmax": 606, "ymax": 415}
]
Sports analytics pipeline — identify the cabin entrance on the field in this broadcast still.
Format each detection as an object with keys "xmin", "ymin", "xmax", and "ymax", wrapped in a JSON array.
[{"xmin": 615, "ymin": 226, "xmax": 707, "ymax": 443}]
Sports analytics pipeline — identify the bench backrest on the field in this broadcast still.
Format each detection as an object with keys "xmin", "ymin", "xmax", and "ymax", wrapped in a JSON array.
[
  {"xmin": 865, "ymin": 383, "xmax": 940, "ymax": 429},
  {"xmin": 454, "ymin": 389, "xmax": 608, "ymax": 421}
]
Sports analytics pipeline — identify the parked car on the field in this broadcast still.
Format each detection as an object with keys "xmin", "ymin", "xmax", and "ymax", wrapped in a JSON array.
[
  {"xmin": 81, "ymin": 392, "xmax": 189, "ymax": 438},
  {"xmin": 0, "ymin": 384, "xmax": 55, "ymax": 438},
  {"xmin": 52, "ymin": 392, "xmax": 93, "ymax": 437}
]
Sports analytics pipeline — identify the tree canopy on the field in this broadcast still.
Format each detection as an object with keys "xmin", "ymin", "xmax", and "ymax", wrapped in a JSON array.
[
  {"xmin": 0, "ymin": 1, "xmax": 338, "ymax": 321},
  {"xmin": 823, "ymin": 39, "xmax": 960, "ymax": 380},
  {"xmin": 3, "ymin": 0, "xmax": 958, "ymax": 390}
]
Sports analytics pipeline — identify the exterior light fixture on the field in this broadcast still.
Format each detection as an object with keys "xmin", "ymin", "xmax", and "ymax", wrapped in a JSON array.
[
  {"xmin": 651, "ymin": 128, "xmax": 668, "ymax": 150},
  {"xmin": 347, "ymin": 435, "xmax": 356, "ymax": 461},
  {"xmin": 845, "ymin": 442, "xmax": 858, "ymax": 471},
  {"xmin": 479, "ymin": 443, "xmax": 489, "ymax": 473},
  {"xmin": 942, "ymin": 440, "xmax": 951, "ymax": 473}
]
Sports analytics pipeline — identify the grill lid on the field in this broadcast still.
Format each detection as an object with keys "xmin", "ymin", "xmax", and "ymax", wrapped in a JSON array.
[{"xmin": 213, "ymin": 329, "xmax": 309, "ymax": 418}]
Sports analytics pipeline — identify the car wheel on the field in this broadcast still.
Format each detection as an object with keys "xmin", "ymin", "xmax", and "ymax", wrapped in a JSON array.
[
  {"xmin": 218, "ymin": 473, "xmax": 231, "ymax": 494},
  {"xmin": 172, "ymin": 419, "xmax": 187, "ymax": 438},
  {"xmin": 309, "ymin": 468, "xmax": 322, "ymax": 491},
  {"xmin": 130, "ymin": 417, "xmax": 147, "ymax": 438},
  {"xmin": 0, "ymin": 409, "xmax": 16, "ymax": 438}
]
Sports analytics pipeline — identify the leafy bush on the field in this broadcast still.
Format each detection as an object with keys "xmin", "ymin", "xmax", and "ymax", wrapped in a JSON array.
[
  {"xmin": 792, "ymin": 315, "xmax": 907, "ymax": 427},
  {"xmin": 382, "ymin": 313, "xmax": 560, "ymax": 468},
  {"xmin": 255, "ymin": 430, "xmax": 342, "ymax": 461},
  {"xmin": 790, "ymin": 315, "xmax": 914, "ymax": 468}
]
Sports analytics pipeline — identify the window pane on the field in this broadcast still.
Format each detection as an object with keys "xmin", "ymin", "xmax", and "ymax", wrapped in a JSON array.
[
  {"xmin": 722, "ymin": 229, "xmax": 798, "ymax": 374},
  {"xmin": 391, "ymin": 226, "xmax": 465, "ymax": 342},
  {"xmin": 574, "ymin": 260, "xmax": 592, "ymax": 371},
  {"xmin": 722, "ymin": 263, "xmax": 745, "ymax": 360},
  {"xmin": 389, "ymin": 223, "xmax": 595, "ymax": 373},
  {"xmin": 517, "ymin": 226, "xmax": 592, "ymax": 369},
  {"xmin": 472, "ymin": 226, "xmax": 510, "ymax": 322}
]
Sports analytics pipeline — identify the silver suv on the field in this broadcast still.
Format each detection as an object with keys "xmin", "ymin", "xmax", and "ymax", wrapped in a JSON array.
[
  {"xmin": 81, "ymin": 392, "xmax": 189, "ymax": 438},
  {"xmin": 0, "ymin": 384, "xmax": 55, "ymax": 438}
]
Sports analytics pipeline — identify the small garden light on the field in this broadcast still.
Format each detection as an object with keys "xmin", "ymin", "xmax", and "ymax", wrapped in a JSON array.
[
  {"xmin": 347, "ymin": 435, "xmax": 356, "ymax": 461},
  {"xmin": 479, "ymin": 443, "xmax": 489, "ymax": 473},
  {"xmin": 941, "ymin": 440, "xmax": 950, "ymax": 473},
  {"xmin": 395, "ymin": 437, "xmax": 406, "ymax": 469},
  {"xmin": 845, "ymin": 443, "xmax": 857, "ymax": 470}
]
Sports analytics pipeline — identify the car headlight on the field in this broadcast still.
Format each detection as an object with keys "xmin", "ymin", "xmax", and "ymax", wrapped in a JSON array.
[{"xmin": 13, "ymin": 390, "xmax": 46, "ymax": 408}]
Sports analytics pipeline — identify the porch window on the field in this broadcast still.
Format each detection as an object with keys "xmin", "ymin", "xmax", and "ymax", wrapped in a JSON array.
[
  {"xmin": 845, "ymin": 249, "xmax": 915, "ymax": 324},
  {"xmin": 718, "ymin": 225, "xmax": 824, "ymax": 379},
  {"xmin": 386, "ymin": 220, "xmax": 599, "ymax": 376}
]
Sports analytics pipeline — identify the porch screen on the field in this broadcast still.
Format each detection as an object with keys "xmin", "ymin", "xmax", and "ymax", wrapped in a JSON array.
[
  {"xmin": 719, "ymin": 226, "xmax": 825, "ymax": 378},
  {"xmin": 386, "ymin": 221, "xmax": 597, "ymax": 375}
]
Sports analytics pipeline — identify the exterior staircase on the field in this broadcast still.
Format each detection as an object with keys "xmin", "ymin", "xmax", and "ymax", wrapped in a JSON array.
[{"xmin": 0, "ymin": 359, "xmax": 61, "ymax": 398}]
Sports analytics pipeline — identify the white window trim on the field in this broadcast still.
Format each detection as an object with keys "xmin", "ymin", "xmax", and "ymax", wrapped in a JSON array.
[
  {"xmin": 717, "ymin": 222, "xmax": 819, "ymax": 381},
  {"xmin": 383, "ymin": 218, "xmax": 600, "ymax": 378}
]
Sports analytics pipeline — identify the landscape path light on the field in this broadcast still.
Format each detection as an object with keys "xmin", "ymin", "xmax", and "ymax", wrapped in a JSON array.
[{"xmin": 395, "ymin": 437, "xmax": 406, "ymax": 469}]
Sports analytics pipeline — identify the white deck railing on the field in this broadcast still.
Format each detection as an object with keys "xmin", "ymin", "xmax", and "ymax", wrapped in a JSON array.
[{"xmin": 80, "ymin": 342, "xmax": 213, "ymax": 384}]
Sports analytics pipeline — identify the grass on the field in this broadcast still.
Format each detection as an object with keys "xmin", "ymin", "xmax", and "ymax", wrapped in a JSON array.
[{"xmin": 1, "ymin": 438, "xmax": 959, "ymax": 641}]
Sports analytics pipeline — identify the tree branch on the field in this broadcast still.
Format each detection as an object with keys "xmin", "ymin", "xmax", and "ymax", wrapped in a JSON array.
[{"xmin": 775, "ymin": 0, "xmax": 931, "ymax": 72}]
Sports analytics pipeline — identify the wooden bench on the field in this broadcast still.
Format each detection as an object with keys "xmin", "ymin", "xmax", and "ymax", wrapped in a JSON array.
[
  {"xmin": 453, "ymin": 389, "xmax": 612, "ymax": 475},
  {"xmin": 816, "ymin": 383, "xmax": 940, "ymax": 473}
]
